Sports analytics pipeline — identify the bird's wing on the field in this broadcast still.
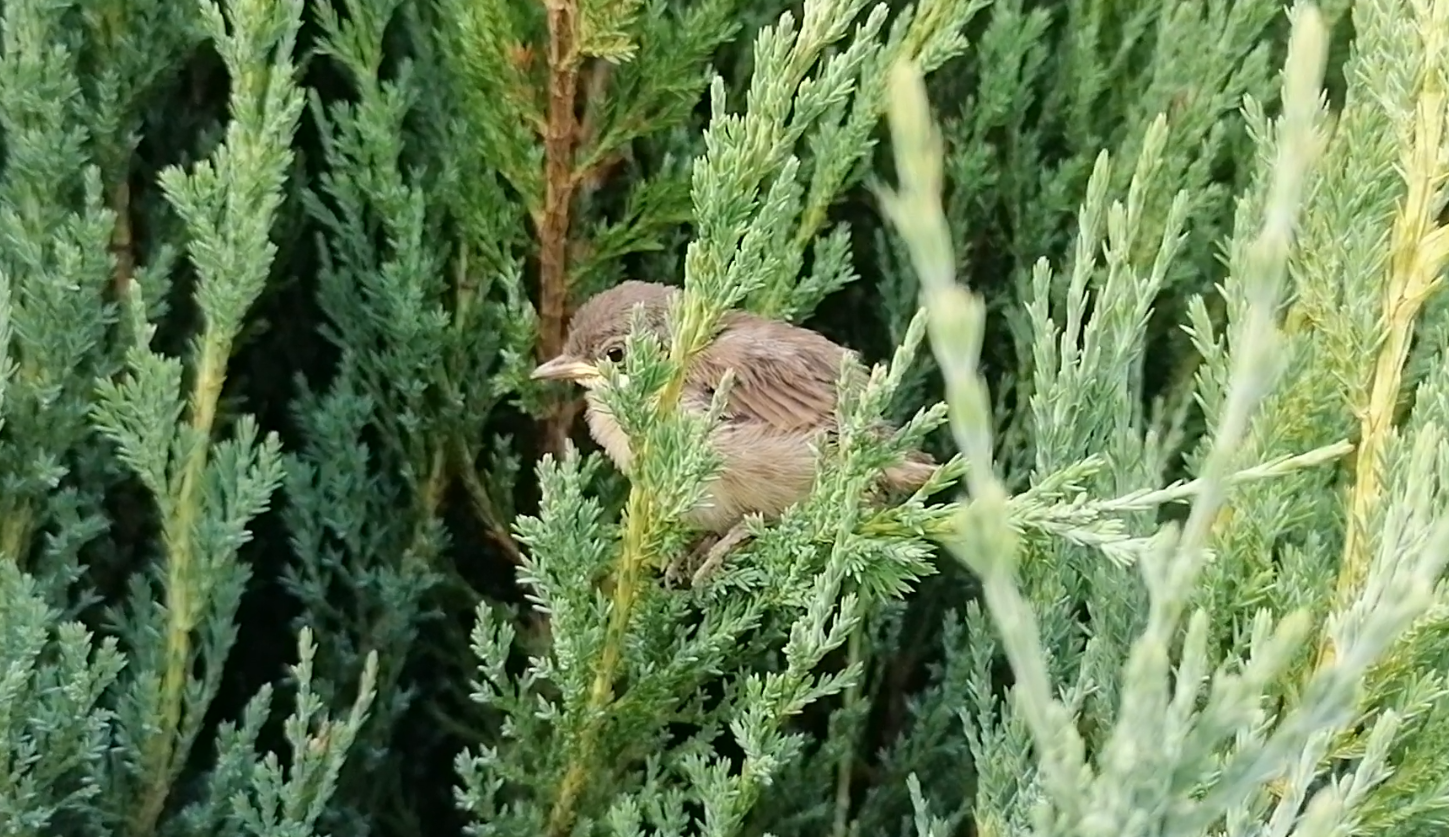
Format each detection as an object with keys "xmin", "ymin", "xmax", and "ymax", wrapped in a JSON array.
[{"xmin": 685, "ymin": 314, "xmax": 860, "ymax": 433}]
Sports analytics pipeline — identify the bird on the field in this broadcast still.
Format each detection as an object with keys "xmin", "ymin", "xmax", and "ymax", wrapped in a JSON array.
[{"xmin": 531, "ymin": 280, "xmax": 936, "ymax": 586}]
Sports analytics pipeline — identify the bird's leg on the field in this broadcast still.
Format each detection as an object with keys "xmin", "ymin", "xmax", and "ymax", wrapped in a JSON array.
[
  {"xmin": 662, "ymin": 522, "xmax": 755, "ymax": 588},
  {"xmin": 665, "ymin": 533, "xmax": 718, "ymax": 589},
  {"xmin": 689, "ymin": 521, "xmax": 753, "ymax": 587}
]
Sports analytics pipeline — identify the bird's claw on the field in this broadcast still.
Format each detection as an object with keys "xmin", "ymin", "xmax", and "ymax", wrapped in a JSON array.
[
  {"xmin": 664, "ymin": 534, "xmax": 717, "ymax": 589},
  {"xmin": 692, "ymin": 524, "xmax": 752, "ymax": 586},
  {"xmin": 665, "ymin": 524, "xmax": 753, "ymax": 589}
]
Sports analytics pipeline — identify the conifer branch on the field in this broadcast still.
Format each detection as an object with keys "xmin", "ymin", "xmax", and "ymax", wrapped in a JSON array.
[
  {"xmin": 0, "ymin": 0, "xmax": 121, "ymax": 575},
  {"xmin": 544, "ymin": 285, "xmax": 731, "ymax": 835},
  {"xmin": 537, "ymin": 0, "xmax": 585, "ymax": 459},
  {"xmin": 130, "ymin": 337, "xmax": 226, "ymax": 837},
  {"xmin": 456, "ymin": 439, "xmax": 527, "ymax": 567},
  {"xmin": 1321, "ymin": 0, "xmax": 1449, "ymax": 666},
  {"xmin": 572, "ymin": 59, "xmax": 619, "ymax": 191},
  {"xmin": 544, "ymin": 422, "xmax": 667, "ymax": 836},
  {"xmin": 0, "ymin": 509, "xmax": 31, "ymax": 566},
  {"xmin": 116, "ymin": 0, "xmax": 305, "ymax": 829},
  {"xmin": 786, "ymin": 0, "xmax": 987, "ymax": 264},
  {"xmin": 110, "ymin": 179, "xmax": 136, "ymax": 296},
  {"xmin": 833, "ymin": 630, "xmax": 866, "ymax": 837},
  {"xmin": 451, "ymin": 244, "xmax": 526, "ymax": 567}
]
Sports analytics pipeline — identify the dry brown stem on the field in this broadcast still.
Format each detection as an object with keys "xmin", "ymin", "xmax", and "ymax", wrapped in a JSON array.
[{"xmin": 535, "ymin": 0, "xmax": 586, "ymax": 459}]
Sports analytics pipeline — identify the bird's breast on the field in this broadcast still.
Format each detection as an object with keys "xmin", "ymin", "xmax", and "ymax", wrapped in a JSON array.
[
  {"xmin": 583, "ymin": 392, "xmax": 634, "ymax": 472},
  {"xmin": 581, "ymin": 393, "xmax": 823, "ymax": 532}
]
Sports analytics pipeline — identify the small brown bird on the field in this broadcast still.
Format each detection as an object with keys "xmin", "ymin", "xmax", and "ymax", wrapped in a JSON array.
[{"xmin": 532, "ymin": 281, "xmax": 935, "ymax": 585}]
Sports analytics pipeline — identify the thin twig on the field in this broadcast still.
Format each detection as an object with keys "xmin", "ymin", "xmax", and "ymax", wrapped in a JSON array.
[
  {"xmin": 833, "ymin": 630, "xmax": 864, "ymax": 837},
  {"xmin": 454, "ymin": 440, "xmax": 527, "ymax": 567},
  {"xmin": 110, "ymin": 178, "xmax": 135, "ymax": 296}
]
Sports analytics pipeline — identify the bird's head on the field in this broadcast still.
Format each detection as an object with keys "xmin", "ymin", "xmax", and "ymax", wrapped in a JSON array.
[{"xmin": 531, "ymin": 280, "xmax": 677, "ymax": 389}]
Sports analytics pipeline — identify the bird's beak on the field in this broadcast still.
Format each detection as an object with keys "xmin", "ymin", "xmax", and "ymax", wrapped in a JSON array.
[{"xmin": 531, "ymin": 355, "xmax": 600, "ymax": 385}]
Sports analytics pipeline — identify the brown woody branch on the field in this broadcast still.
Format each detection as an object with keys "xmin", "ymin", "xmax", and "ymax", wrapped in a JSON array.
[{"xmin": 535, "ymin": 0, "xmax": 585, "ymax": 459}]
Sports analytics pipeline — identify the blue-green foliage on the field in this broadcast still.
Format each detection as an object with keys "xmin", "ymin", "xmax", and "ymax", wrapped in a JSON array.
[{"xmin": 5, "ymin": 0, "xmax": 1449, "ymax": 835}]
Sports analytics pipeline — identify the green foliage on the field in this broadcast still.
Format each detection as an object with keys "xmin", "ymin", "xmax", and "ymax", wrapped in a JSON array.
[
  {"xmin": 1, "ymin": 0, "xmax": 376, "ymax": 831},
  {"xmin": 875, "ymin": 1, "xmax": 1449, "ymax": 835},
  {"xmin": 0, "ymin": 559, "xmax": 123, "ymax": 836},
  {"xmin": 0, "ymin": 0, "xmax": 123, "ymax": 610},
  {"xmin": 4, "ymin": 0, "xmax": 1449, "ymax": 834}
]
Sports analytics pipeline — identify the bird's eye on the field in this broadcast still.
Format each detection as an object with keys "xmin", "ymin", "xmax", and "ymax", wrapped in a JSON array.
[{"xmin": 604, "ymin": 346, "xmax": 625, "ymax": 364}]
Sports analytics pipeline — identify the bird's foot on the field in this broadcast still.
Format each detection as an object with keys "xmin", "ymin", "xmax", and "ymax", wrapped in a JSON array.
[
  {"xmin": 665, "ymin": 534, "xmax": 718, "ymax": 589},
  {"xmin": 690, "ymin": 522, "xmax": 753, "ymax": 587},
  {"xmin": 664, "ymin": 524, "xmax": 754, "ymax": 589}
]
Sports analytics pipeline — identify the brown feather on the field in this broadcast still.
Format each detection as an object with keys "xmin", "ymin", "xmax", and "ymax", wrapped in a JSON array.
[{"xmin": 686, "ymin": 311, "xmax": 851, "ymax": 432}]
